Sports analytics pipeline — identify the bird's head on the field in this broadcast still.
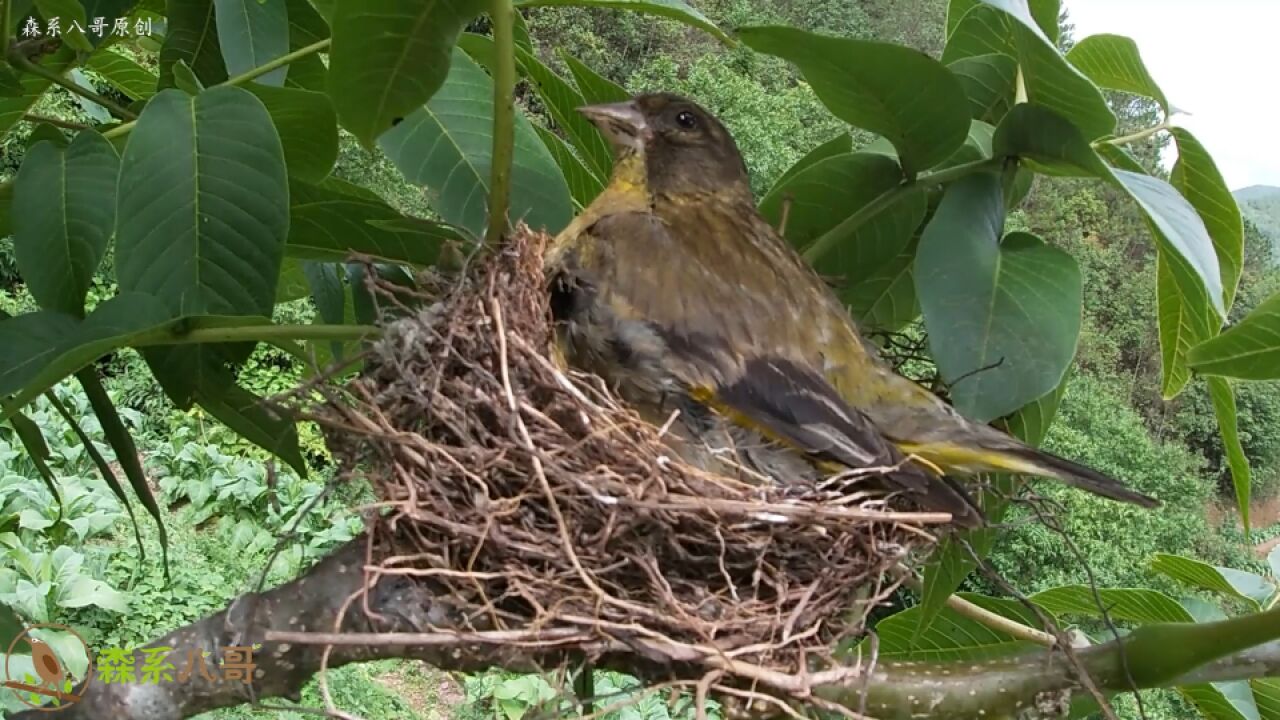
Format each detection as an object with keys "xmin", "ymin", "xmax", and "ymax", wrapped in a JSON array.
[{"xmin": 577, "ymin": 92, "xmax": 750, "ymax": 197}]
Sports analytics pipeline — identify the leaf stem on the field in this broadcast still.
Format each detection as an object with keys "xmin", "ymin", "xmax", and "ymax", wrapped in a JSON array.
[
  {"xmin": 1095, "ymin": 121, "xmax": 1172, "ymax": 149},
  {"xmin": 486, "ymin": 0, "xmax": 517, "ymax": 246},
  {"xmin": 23, "ymin": 112, "xmax": 90, "ymax": 130},
  {"xmin": 130, "ymin": 323, "xmax": 380, "ymax": 348},
  {"xmin": 802, "ymin": 157, "xmax": 1002, "ymax": 263},
  {"xmin": 102, "ymin": 38, "xmax": 334, "ymax": 141},
  {"xmin": 224, "ymin": 38, "xmax": 331, "ymax": 88},
  {"xmin": 6, "ymin": 45, "xmax": 137, "ymax": 120},
  {"xmin": 898, "ymin": 570, "xmax": 1057, "ymax": 647}
]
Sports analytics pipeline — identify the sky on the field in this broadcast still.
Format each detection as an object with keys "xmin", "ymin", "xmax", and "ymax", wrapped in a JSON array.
[{"xmin": 1065, "ymin": 0, "xmax": 1280, "ymax": 191}]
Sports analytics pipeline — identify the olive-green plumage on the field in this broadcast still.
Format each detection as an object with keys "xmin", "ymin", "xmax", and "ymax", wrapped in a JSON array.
[{"xmin": 545, "ymin": 92, "xmax": 1158, "ymax": 526}]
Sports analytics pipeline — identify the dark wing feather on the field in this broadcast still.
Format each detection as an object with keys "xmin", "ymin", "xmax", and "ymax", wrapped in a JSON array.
[{"xmin": 715, "ymin": 357, "xmax": 984, "ymax": 527}]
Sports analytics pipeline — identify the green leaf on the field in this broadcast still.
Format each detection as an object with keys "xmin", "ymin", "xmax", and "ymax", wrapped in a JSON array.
[
  {"xmin": 973, "ymin": 0, "xmax": 1055, "ymax": 44},
  {"xmin": 243, "ymin": 84, "xmax": 338, "ymax": 182},
  {"xmin": 938, "ymin": 119, "xmax": 995, "ymax": 168},
  {"xmin": 1172, "ymin": 127, "xmax": 1244, "ymax": 312},
  {"xmin": 45, "ymin": 385, "xmax": 146, "ymax": 562},
  {"xmin": 536, "ymin": 126, "xmax": 604, "ymax": 209},
  {"xmin": 947, "ymin": 53, "xmax": 1017, "ymax": 124},
  {"xmin": 288, "ymin": 178, "xmax": 470, "ymax": 265},
  {"xmin": 326, "ymin": 0, "xmax": 485, "ymax": 146},
  {"xmin": 378, "ymin": 48, "xmax": 574, "ymax": 237},
  {"xmin": 116, "ymin": 87, "xmax": 288, "ymax": 406},
  {"xmin": 78, "ymin": 369, "xmax": 168, "ymax": 576},
  {"xmin": 945, "ymin": 3, "xmax": 1115, "ymax": 140},
  {"xmin": 214, "ymin": 0, "xmax": 291, "ymax": 86},
  {"xmin": 1031, "ymin": 586, "xmax": 1194, "ymax": 624},
  {"xmin": 1179, "ymin": 682, "xmax": 1261, "ymax": 720},
  {"xmin": 869, "ymin": 593, "xmax": 1048, "ymax": 662},
  {"xmin": 275, "ymin": 258, "xmax": 311, "ymax": 302},
  {"xmin": 942, "ymin": 2, "xmax": 1017, "ymax": 63},
  {"xmin": 171, "ymin": 59, "xmax": 206, "ymax": 94},
  {"xmin": 914, "ymin": 333, "xmax": 1068, "ymax": 642},
  {"xmin": 0, "ymin": 310, "xmax": 81, "ymax": 399},
  {"xmin": 766, "ymin": 132, "xmax": 852, "ymax": 194},
  {"xmin": 1151, "ymin": 553, "xmax": 1275, "ymax": 610},
  {"xmin": 1115, "ymin": 168, "xmax": 1227, "ymax": 319},
  {"xmin": 991, "ymin": 103, "xmax": 1109, "ymax": 177},
  {"xmin": 916, "ymin": 173, "xmax": 1082, "ymax": 423},
  {"xmin": 117, "ymin": 86, "xmax": 287, "ymax": 318},
  {"xmin": 1189, "ymin": 293, "xmax": 1280, "ymax": 380},
  {"xmin": 946, "ymin": 0, "xmax": 1059, "ymax": 44},
  {"xmin": 34, "ymin": 0, "xmax": 93, "ymax": 50},
  {"xmin": 283, "ymin": 0, "xmax": 330, "ymax": 91},
  {"xmin": 307, "ymin": 0, "xmax": 335, "ymax": 22},
  {"xmin": 85, "ymin": 49, "xmax": 158, "ymax": 100},
  {"xmin": 759, "ymin": 153, "xmax": 927, "ymax": 318},
  {"xmin": 512, "ymin": 45, "xmax": 612, "ymax": 180},
  {"xmin": 1066, "ymin": 34, "xmax": 1168, "ymax": 114},
  {"xmin": 1252, "ymin": 679, "xmax": 1280, "ymax": 719},
  {"xmin": 560, "ymin": 52, "xmax": 629, "ymax": 106},
  {"xmin": 286, "ymin": 0, "xmax": 329, "ymax": 44},
  {"xmin": 0, "ymin": 66, "xmax": 23, "ymax": 97},
  {"xmin": 7, "ymin": 411, "xmax": 62, "ymax": 519},
  {"xmin": 0, "ymin": 296, "xmax": 246, "ymax": 415},
  {"xmin": 13, "ymin": 131, "xmax": 119, "ymax": 316},
  {"xmin": 1209, "ymin": 377, "xmax": 1252, "ymax": 534},
  {"xmin": 0, "ymin": 46, "xmax": 76, "ymax": 140},
  {"xmin": 738, "ymin": 26, "xmax": 969, "ymax": 176},
  {"xmin": 1008, "ymin": 110, "xmax": 1228, "ymax": 324},
  {"xmin": 196, "ymin": 379, "xmax": 306, "ymax": 475},
  {"xmin": 160, "ymin": 0, "xmax": 229, "ymax": 89},
  {"xmin": 514, "ymin": 0, "xmax": 728, "ymax": 44},
  {"xmin": 303, "ymin": 261, "xmax": 353, "ymax": 362},
  {"xmin": 847, "ymin": 244, "xmax": 920, "ymax": 332},
  {"xmin": 1156, "ymin": 241, "xmax": 1216, "ymax": 398},
  {"xmin": 995, "ymin": 108, "xmax": 1229, "ymax": 387},
  {"xmin": 1001, "ymin": 370, "xmax": 1068, "ymax": 447}
]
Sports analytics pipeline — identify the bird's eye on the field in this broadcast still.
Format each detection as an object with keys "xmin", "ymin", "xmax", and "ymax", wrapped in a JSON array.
[{"xmin": 675, "ymin": 110, "xmax": 698, "ymax": 130}]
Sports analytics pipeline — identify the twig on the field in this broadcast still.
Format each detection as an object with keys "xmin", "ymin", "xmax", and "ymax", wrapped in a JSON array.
[
  {"xmin": 895, "ymin": 567, "xmax": 1057, "ymax": 647},
  {"xmin": 22, "ymin": 113, "xmax": 88, "ymax": 130},
  {"xmin": 6, "ymin": 45, "xmax": 136, "ymax": 120}
]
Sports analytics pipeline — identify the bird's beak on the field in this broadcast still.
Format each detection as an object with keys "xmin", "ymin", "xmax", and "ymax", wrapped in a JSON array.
[{"xmin": 577, "ymin": 100, "xmax": 648, "ymax": 153}]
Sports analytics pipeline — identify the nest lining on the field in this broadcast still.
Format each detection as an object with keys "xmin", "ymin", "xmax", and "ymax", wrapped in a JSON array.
[{"xmin": 313, "ymin": 226, "xmax": 951, "ymax": 692}]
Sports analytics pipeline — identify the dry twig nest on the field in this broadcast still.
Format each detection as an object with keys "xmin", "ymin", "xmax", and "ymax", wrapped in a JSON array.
[{"xmin": 310, "ymin": 226, "xmax": 956, "ymax": 703}]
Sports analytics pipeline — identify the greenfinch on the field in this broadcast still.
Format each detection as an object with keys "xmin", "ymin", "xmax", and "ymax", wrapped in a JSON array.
[{"xmin": 545, "ymin": 92, "xmax": 1157, "ymax": 525}]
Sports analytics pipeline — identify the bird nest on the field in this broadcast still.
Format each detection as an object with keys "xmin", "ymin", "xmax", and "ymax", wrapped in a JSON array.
[{"xmin": 309, "ymin": 226, "xmax": 954, "ymax": 702}]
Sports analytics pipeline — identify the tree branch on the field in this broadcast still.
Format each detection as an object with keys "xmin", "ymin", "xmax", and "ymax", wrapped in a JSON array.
[
  {"xmin": 6, "ymin": 45, "xmax": 137, "ymax": 121},
  {"xmin": 17, "ymin": 532, "xmax": 1280, "ymax": 720}
]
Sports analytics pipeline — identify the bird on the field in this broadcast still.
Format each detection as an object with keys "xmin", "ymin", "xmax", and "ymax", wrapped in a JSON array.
[
  {"xmin": 543, "ymin": 91, "xmax": 1158, "ymax": 526},
  {"xmin": 27, "ymin": 637, "xmax": 67, "ymax": 692}
]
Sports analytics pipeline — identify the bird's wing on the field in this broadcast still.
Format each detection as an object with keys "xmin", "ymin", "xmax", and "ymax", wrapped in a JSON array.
[
  {"xmin": 702, "ymin": 356, "xmax": 983, "ymax": 526},
  {"xmin": 571, "ymin": 210, "xmax": 983, "ymax": 526}
]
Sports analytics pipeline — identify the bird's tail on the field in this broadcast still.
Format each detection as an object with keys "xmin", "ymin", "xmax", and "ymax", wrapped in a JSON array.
[{"xmin": 899, "ymin": 431, "xmax": 1159, "ymax": 509}]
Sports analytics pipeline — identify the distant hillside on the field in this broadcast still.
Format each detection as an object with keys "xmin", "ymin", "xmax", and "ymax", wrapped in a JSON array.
[{"xmin": 1234, "ymin": 185, "xmax": 1280, "ymax": 262}]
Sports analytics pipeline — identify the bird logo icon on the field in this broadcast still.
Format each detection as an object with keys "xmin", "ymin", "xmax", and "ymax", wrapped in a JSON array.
[{"xmin": 3, "ymin": 623, "xmax": 93, "ymax": 711}]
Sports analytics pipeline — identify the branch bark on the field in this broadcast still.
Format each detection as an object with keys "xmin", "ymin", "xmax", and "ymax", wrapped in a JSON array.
[{"xmin": 13, "ymin": 534, "xmax": 1280, "ymax": 720}]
